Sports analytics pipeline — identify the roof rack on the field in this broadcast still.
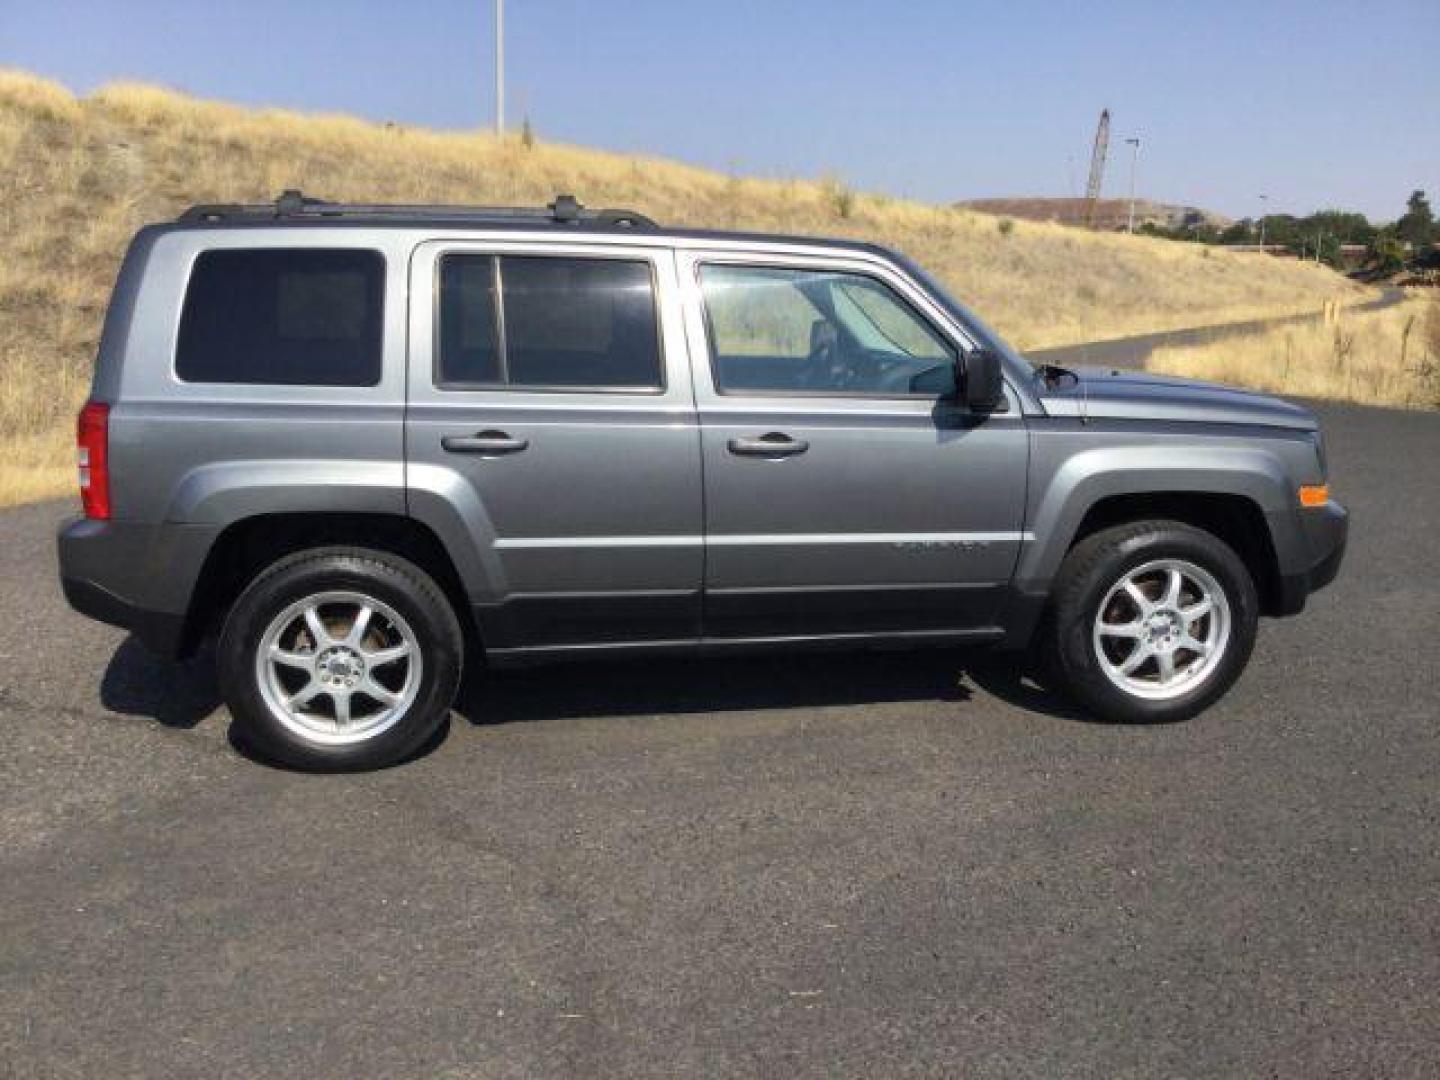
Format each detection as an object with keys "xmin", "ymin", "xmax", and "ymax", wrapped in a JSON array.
[{"xmin": 178, "ymin": 190, "xmax": 658, "ymax": 229}]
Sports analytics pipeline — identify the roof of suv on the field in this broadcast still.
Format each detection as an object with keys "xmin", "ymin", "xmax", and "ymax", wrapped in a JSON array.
[{"xmin": 173, "ymin": 190, "xmax": 895, "ymax": 258}]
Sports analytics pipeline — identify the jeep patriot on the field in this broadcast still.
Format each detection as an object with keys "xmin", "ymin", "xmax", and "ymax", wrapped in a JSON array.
[{"xmin": 58, "ymin": 193, "xmax": 1348, "ymax": 769}]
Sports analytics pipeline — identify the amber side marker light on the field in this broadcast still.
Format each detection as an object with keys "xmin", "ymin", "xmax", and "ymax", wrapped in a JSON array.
[{"xmin": 1299, "ymin": 484, "xmax": 1330, "ymax": 508}]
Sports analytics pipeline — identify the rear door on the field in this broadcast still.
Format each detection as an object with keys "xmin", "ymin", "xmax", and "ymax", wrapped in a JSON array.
[
  {"xmin": 678, "ymin": 250, "xmax": 1029, "ymax": 641},
  {"xmin": 405, "ymin": 240, "xmax": 702, "ymax": 653}
]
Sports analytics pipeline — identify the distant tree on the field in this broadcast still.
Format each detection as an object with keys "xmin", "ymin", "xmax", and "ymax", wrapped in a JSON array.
[
  {"xmin": 1136, "ymin": 206, "xmax": 1377, "ymax": 255},
  {"xmin": 1367, "ymin": 228, "xmax": 1407, "ymax": 274},
  {"xmin": 1397, "ymin": 189, "xmax": 1434, "ymax": 248},
  {"xmin": 1309, "ymin": 209, "xmax": 1375, "ymax": 246},
  {"xmin": 1315, "ymin": 233, "xmax": 1343, "ymax": 268},
  {"xmin": 1219, "ymin": 218, "xmax": 1254, "ymax": 244},
  {"xmin": 1260, "ymin": 214, "xmax": 1302, "ymax": 247}
]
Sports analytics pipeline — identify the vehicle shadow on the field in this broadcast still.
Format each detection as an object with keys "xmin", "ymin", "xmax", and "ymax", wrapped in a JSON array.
[
  {"xmin": 97, "ymin": 635, "xmax": 1094, "ymax": 765},
  {"xmin": 455, "ymin": 647, "xmax": 1091, "ymax": 727},
  {"xmin": 100, "ymin": 636, "xmax": 222, "ymax": 730}
]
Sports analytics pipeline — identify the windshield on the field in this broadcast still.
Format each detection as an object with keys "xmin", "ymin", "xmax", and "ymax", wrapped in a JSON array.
[
  {"xmin": 889, "ymin": 253, "xmax": 1038, "ymax": 374},
  {"xmin": 829, "ymin": 276, "xmax": 952, "ymax": 360}
]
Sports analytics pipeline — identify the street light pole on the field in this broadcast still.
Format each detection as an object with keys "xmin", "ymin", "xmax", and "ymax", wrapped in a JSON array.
[
  {"xmin": 1257, "ymin": 193, "xmax": 1269, "ymax": 252},
  {"xmin": 494, "ymin": 0, "xmax": 505, "ymax": 137},
  {"xmin": 1124, "ymin": 137, "xmax": 1141, "ymax": 233}
]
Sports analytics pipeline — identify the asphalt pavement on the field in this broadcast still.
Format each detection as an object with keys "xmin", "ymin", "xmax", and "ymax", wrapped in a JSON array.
[{"xmin": 1, "ymin": 401, "xmax": 1437, "ymax": 1079}]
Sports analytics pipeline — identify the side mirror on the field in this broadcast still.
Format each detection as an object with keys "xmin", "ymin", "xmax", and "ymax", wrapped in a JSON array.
[{"xmin": 961, "ymin": 348, "xmax": 1005, "ymax": 409}]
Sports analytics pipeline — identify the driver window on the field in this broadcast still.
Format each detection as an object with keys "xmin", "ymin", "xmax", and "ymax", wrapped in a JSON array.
[{"xmin": 699, "ymin": 264, "xmax": 956, "ymax": 397}]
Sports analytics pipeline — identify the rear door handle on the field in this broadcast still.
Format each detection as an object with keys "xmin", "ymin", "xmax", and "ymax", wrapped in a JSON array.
[
  {"xmin": 727, "ymin": 432, "xmax": 810, "ymax": 458},
  {"xmin": 441, "ymin": 430, "xmax": 529, "ymax": 455}
]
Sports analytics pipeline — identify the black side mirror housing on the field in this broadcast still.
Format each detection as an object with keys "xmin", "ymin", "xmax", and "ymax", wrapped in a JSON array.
[
  {"xmin": 961, "ymin": 347, "xmax": 1005, "ymax": 409},
  {"xmin": 961, "ymin": 351, "xmax": 1008, "ymax": 408}
]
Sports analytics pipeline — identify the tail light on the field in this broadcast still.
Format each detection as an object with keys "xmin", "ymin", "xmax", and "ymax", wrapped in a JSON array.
[{"xmin": 77, "ymin": 401, "xmax": 111, "ymax": 520}]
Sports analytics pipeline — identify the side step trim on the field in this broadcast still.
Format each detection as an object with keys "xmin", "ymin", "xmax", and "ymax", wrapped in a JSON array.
[{"xmin": 484, "ymin": 627, "xmax": 1004, "ymax": 668}]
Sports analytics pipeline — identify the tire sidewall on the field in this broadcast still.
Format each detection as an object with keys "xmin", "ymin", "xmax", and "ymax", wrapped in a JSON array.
[
  {"xmin": 1054, "ymin": 524, "xmax": 1258, "ymax": 723},
  {"xmin": 218, "ymin": 551, "xmax": 461, "ymax": 770}
]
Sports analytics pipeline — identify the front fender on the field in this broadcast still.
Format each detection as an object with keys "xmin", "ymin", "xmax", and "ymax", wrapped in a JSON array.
[{"xmin": 1015, "ymin": 443, "xmax": 1296, "ymax": 593}]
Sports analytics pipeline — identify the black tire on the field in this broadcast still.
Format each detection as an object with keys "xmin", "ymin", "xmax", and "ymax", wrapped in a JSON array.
[
  {"xmin": 217, "ymin": 547, "xmax": 463, "ymax": 770},
  {"xmin": 1037, "ymin": 521, "xmax": 1259, "ymax": 723}
]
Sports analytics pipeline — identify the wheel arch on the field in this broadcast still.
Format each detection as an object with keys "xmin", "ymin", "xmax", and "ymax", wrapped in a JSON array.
[
  {"xmin": 1066, "ymin": 492, "xmax": 1282, "ymax": 613},
  {"xmin": 182, "ymin": 512, "xmax": 478, "ymax": 655},
  {"xmin": 1011, "ymin": 445, "xmax": 1300, "ymax": 641}
]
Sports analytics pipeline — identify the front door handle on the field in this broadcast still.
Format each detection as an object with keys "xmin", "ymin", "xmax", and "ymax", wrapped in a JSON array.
[
  {"xmin": 727, "ymin": 432, "xmax": 810, "ymax": 458},
  {"xmin": 442, "ymin": 430, "xmax": 530, "ymax": 455}
]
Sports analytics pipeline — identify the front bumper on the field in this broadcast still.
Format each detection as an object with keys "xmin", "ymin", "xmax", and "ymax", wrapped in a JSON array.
[{"xmin": 1275, "ymin": 499, "xmax": 1348, "ymax": 615}]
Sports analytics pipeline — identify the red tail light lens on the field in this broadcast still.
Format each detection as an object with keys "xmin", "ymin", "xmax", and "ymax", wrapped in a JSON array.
[{"xmin": 77, "ymin": 401, "xmax": 111, "ymax": 520}]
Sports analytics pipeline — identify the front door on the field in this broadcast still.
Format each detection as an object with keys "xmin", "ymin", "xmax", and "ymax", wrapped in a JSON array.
[
  {"xmin": 406, "ymin": 241, "xmax": 702, "ymax": 653},
  {"xmin": 680, "ymin": 253, "xmax": 1028, "ymax": 641}
]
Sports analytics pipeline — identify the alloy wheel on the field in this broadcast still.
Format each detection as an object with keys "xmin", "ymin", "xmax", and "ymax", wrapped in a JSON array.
[
  {"xmin": 254, "ymin": 590, "xmax": 423, "ymax": 745},
  {"xmin": 1091, "ymin": 558, "xmax": 1232, "ymax": 701}
]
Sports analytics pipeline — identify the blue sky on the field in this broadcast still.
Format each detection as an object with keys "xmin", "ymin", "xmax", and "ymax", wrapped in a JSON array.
[{"xmin": 2, "ymin": 0, "xmax": 1436, "ymax": 220}]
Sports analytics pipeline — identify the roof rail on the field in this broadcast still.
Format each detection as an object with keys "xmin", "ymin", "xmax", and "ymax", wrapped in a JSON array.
[{"xmin": 178, "ymin": 190, "xmax": 658, "ymax": 229}]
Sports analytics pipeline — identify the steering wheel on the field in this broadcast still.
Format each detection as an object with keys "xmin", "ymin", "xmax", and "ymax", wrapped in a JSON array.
[{"xmin": 799, "ymin": 320, "xmax": 854, "ymax": 391}]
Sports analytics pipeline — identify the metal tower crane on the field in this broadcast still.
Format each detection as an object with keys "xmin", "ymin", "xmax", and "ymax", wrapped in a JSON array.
[{"xmin": 1083, "ymin": 108, "xmax": 1111, "ymax": 228}]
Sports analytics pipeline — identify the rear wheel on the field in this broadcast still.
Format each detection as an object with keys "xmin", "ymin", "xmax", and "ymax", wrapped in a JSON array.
[
  {"xmin": 1038, "ymin": 521, "xmax": 1258, "ymax": 723},
  {"xmin": 218, "ymin": 548, "xmax": 462, "ymax": 770}
]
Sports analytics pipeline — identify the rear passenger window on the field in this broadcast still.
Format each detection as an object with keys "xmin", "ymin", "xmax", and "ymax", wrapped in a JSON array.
[
  {"xmin": 438, "ymin": 255, "xmax": 662, "ymax": 391},
  {"xmin": 177, "ymin": 249, "xmax": 384, "ymax": 386}
]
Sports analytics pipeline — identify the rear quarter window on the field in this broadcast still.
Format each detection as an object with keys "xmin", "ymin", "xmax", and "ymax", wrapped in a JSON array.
[{"xmin": 176, "ymin": 248, "xmax": 385, "ymax": 386}]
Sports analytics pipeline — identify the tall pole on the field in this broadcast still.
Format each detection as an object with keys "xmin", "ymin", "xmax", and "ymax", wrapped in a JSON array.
[
  {"xmin": 1083, "ymin": 108, "xmax": 1110, "ymax": 228},
  {"xmin": 1257, "ymin": 193, "xmax": 1269, "ymax": 251},
  {"xmin": 1124, "ymin": 137, "xmax": 1141, "ymax": 233},
  {"xmin": 494, "ymin": 0, "xmax": 505, "ymax": 137}
]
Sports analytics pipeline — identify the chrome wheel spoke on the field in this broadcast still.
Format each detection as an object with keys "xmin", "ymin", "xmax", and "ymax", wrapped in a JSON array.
[
  {"xmin": 1118, "ymin": 643, "xmax": 1152, "ymax": 675},
  {"xmin": 346, "ymin": 605, "xmax": 374, "ymax": 647},
  {"xmin": 1100, "ymin": 619, "xmax": 1144, "ymax": 640},
  {"xmin": 361, "ymin": 678, "xmax": 402, "ymax": 708},
  {"xmin": 269, "ymin": 645, "xmax": 313, "ymax": 671},
  {"xmin": 332, "ymin": 689, "xmax": 352, "ymax": 726},
  {"xmin": 1155, "ymin": 649, "xmax": 1177, "ymax": 685},
  {"xmin": 1122, "ymin": 580, "xmax": 1151, "ymax": 614},
  {"xmin": 1182, "ymin": 597, "xmax": 1214, "ymax": 623},
  {"xmin": 287, "ymin": 679, "xmax": 325, "ymax": 709},
  {"xmin": 1162, "ymin": 568, "xmax": 1183, "ymax": 608},
  {"xmin": 303, "ymin": 606, "xmax": 333, "ymax": 649},
  {"xmin": 1178, "ymin": 633, "xmax": 1212, "ymax": 656},
  {"xmin": 363, "ymin": 643, "xmax": 412, "ymax": 667}
]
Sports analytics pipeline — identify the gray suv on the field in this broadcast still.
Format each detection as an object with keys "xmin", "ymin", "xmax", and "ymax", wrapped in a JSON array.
[{"xmin": 58, "ymin": 193, "xmax": 1348, "ymax": 769}]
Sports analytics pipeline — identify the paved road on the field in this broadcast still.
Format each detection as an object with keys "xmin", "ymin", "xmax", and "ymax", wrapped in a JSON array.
[
  {"xmin": 2, "ymin": 402, "xmax": 1437, "ymax": 1079},
  {"xmin": 1028, "ymin": 288, "xmax": 1408, "ymax": 370}
]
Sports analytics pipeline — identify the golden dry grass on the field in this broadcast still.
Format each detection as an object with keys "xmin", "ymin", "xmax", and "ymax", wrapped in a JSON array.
[
  {"xmin": 1148, "ymin": 296, "xmax": 1440, "ymax": 409},
  {"xmin": 0, "ymin": 67, "xmax": 1372, "ymax": 506}
]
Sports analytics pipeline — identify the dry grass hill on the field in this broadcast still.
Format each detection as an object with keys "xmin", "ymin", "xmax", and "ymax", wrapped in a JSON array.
[
  {"xmin": 0, "ymin": 68, "xmax": 1370, "ymax": 506},
  {"xmin": 1150, "ymin": 297, "xmax": 1440, "ymax": 409}
]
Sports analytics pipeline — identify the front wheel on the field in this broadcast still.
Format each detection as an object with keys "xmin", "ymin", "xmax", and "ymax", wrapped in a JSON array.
[
  {"xmin": 218, "ymin": 548, "xmax": 463, "ymax": 770},
  {"xmin": 1038, "ymin": 521, "xmax": 1259, "ymax": 723}
]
